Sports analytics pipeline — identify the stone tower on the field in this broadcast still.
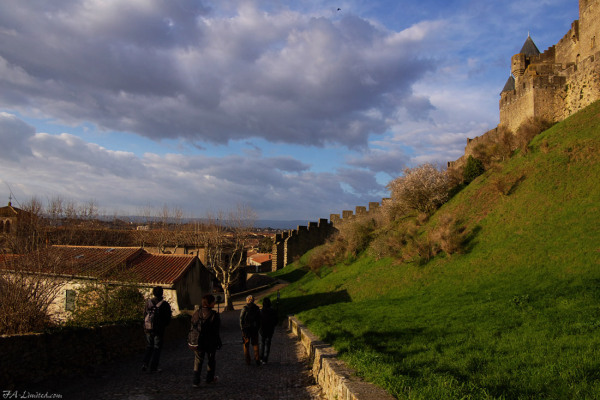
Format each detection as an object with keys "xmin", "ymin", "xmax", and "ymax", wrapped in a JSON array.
[{"xmin": 499, "ymin": 0, "xmax": 600, "ymax": 133}]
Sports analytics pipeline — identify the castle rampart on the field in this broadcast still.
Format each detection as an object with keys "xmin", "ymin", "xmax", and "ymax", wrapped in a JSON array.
[
  {"xmin": 270, "ymin": 200, "xmax": 391, "ymax": 271},
  {"xmin": 497, "ymin": 0, "xmax": 600, "ymax": 134},
  {"xmin": 271, "ymin": 218, "xmax": 335, "ymax": 271}
]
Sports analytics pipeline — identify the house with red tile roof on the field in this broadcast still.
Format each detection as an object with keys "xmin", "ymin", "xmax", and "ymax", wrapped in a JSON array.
[
  {"xmin": 0, "ymin": 245, "xmax": 213, "ymax": 320},
  {"xmin": 247, "ymin": 252, "xmax": 273, "ymax": 273}
]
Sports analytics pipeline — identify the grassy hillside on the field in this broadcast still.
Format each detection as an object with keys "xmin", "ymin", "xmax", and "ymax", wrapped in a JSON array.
[{"xmin": 269, "ymin": 102, "xmax": 600, "ymax": 399}]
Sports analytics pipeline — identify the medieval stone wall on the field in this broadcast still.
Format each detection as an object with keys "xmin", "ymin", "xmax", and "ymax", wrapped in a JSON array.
[
  {"xmin": 271, "ymin": 200, "xmax": 392, "ymax": 271},
  {"xmin": 563, "ymin": 53, "xmax": 600, "ymax": 117},
  {"xmin": 497, "ymin": 0, "xmax": 600, "ymax": 134},
  {"xmin": 271, "ymin": 219, "xmax": 335, "ymax": 271},
  {"xmin": 579, "ymin": 0, "xmax": 600, "ymax": 61},
  {"xmin": 500, "ymin": 85, "xmax": 536, "ymax": 132},
  {"xmin": 555, "ymin": 22, "xmax": 580, "ymax": 66}
]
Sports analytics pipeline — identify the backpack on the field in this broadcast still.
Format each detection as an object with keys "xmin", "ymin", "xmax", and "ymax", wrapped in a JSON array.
[
  {"xmin": 242, "ymin": 304, "xmax": 260, "ymax": 331},
  {"xmin": 188, "ymin": 311, "xmax": 215, "ymax": 350},
  {"xmin": 144, "ymin": 299, "xmax": 164, "ymax": 331}
]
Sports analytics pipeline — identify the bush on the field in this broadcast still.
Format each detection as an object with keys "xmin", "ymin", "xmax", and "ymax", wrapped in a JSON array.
[
  {"xmin": 515, "ymin": 117, "xmax": 554, "ymax": 154},
  {"xmin": 387, "ymin": 163, "xmax": 451, "ymax": 216},
  {"xmin": 67, "ymin": 283, "xmax": 144, "ymax": 326},
  {"xmin": 368, "ymin": 229, "xmax": 409, "ymax": 260},
  {"xmin": 463, "ymin": 155, "xmax": 485, "ymax": 184},
  {"xmin": 431, "ymin": 215, "xmax": 466, "ymax": 255}
]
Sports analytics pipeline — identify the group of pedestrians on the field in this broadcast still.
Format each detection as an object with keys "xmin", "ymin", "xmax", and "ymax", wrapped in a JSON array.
[
  {"xmin": 240, "ymin": 295, "xmax": 278, "ymax": 366},
  {"xmin": 140, "ymin": 287, "xmax": 278, "ymax": 388}
]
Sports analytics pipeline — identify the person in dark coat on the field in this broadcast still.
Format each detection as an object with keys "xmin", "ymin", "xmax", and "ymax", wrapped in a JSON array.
[
  {"xmin": 259, "ymin": 297, "xmax": 278, "ymax": 364},
  {"xmin": 239, "ymin": 295, "xmax": 261, "ymax": 365},
  {"xmin": 142, "ymin": 286, "xmax": 172, "ymax": 372},
  {"xmin": 191, "ymin": 294, "xmax": 221, "ymax": 387}
]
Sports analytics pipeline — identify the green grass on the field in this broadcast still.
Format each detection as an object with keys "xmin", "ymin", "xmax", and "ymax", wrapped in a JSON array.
[{"xmin": 269, "ymin": 102, "xmax": 600, "ymax": 399}]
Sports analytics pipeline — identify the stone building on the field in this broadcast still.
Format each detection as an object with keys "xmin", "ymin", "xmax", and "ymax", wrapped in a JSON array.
[
  {"xmin": 450, "ymin": 0, "xmax": 600, "ymax": 169},
  {"xmin": 499, "ymin": 0, "xmax": 600, "ymax": 132},
  {"xmin": 0, "ymin": 201, "xmax": 36, "ymax": 253}
]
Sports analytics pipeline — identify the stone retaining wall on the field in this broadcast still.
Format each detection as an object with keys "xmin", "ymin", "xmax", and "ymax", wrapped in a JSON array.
[
  {"xmin": 0, "ymin": 316, "xmax": 190, "ymax": 389},
  {"xmin": 288, "ymin": 316, "xmax": 395, "ymax": 400}
]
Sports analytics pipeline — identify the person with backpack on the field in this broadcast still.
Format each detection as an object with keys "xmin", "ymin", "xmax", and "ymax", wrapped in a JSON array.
[
  {"xmin": 259, "ymin": 297, "xmax": 278, "ymax": 364},
  {"xmin": 188, "ymin": 294, "xmax": 221, "ymax": 387},
  {"xmin": 142, "ymin": 286, "xmax": 172, "ymax": 372},
  {"xmin": 239, "ymin": 295, "xmax": 261, "ymax": 365}
]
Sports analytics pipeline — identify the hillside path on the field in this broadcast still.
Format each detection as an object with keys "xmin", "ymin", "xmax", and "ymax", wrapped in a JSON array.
[{"xmin": 53, "ymin": 283, "xmax": 326, "ymax": 400}]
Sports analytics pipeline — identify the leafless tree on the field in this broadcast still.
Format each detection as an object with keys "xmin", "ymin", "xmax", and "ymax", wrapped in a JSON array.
[
  {"xmin": 200, "ymin": 205, "xmax": 256, "ymax": 311},
  {"xmin": 0, "ymin": 198, "xmax": 67, "ymax": 333}
]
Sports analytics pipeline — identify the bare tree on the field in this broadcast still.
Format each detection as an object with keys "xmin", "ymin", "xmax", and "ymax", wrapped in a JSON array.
[{"xmin": 200, "ymin": 205, "xmax": 256, "ymax": 311}]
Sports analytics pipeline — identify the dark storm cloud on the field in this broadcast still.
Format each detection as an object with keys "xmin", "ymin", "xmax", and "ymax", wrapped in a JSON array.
[{"xmin": 0, "ymin": 1, "xmax": 439, "ymax": 148}]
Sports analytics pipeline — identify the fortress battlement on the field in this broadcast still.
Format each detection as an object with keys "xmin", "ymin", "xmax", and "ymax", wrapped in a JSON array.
[
  {"xmin": 450, "ymin": 0, "xmax": 599, "ymax": 169},
  {"xmin": 499, "ymin": 0, "xmax": 600, "ymax": 133}
]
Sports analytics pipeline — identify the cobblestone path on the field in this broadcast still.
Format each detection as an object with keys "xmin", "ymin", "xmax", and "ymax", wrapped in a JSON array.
[{"xmin": 48, "ymin": 289, "xmax": 326, "ymax": 400}]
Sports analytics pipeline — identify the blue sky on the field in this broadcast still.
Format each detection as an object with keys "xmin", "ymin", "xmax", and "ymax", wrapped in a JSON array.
[{"xmin": 0, "ymin": 0, "xmax": 578, "ymax": 222}]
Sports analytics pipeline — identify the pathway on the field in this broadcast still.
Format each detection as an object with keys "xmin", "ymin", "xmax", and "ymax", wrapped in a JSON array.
[{"xmin": 44, "ymin": 284, "xmax": 326, "ymax": 400}]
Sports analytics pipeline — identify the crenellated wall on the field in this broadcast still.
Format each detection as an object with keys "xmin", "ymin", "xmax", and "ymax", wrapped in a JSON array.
[
  {"xmin": 450, "ymin": 0, "xmax": 600, "ymax": 169},
  {"xmin": 499, "ymin": 0, "xmax": 600, "ymax": 133},
  {"xmin": 270, "ymin": 199, "xmax": 391, "ymax": 271},
  {"xmin": 271, "ymin": 218, "xmax": 336, "ymax": 271}
]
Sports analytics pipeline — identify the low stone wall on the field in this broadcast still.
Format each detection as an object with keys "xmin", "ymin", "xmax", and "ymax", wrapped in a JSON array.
[
  {"xmin": 288, "ymin": 316, "xmax": 395, "ymax": 400},
  {"xmin": 0, "ymin": 316, "xmax": 190, "ymax": 389}
]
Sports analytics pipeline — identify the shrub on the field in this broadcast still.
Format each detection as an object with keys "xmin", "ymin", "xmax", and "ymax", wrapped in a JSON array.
[
  {"xmin": 368, "ymin": 229, "xmax": 409, "ymax": 260},
  {"xmin": 307, "ymin": 244, "xmax": 337, "ymax": 275},
  {"xmin": 492, "ymin": 176, "xmax": 511, "ymax": 195},
  {"xmin": 515, "ymin": 117, "xmax": 554, "ymax": 154},
  {"xmin": 404, "ymin": 234, "xmax": 437, "ymax": 266},
  {"xmin": 400, "ymin": 223, "xmax": 439, "ymax": 265},
  {"xmin": 387, "ymin": 163, "xmax": 451, "ymax": 216},
  {"xmin": 463, "ymin": 155, "xmax": 485, "ymax": 184},
  {"xmin": 431, "ymin": 215, "xmax": 466, "ymax": 255},
  {"xmin": 67, "ymin": 283, "xmax": 144, "ymax": 326}
]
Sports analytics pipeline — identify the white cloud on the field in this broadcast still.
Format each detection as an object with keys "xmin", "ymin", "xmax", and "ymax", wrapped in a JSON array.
[
  {"xmin": 0, "ymin": 113, "xmax": 371, "ymax": 220},
  {"xmin": 0, "ymin": 0, "xmax": 441, "ymax": 148}
]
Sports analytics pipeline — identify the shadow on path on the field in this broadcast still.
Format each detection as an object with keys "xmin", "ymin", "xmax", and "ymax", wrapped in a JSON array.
[{"xmin": 38, "ymin": 283, "xmax": 325, "ymax": 400}]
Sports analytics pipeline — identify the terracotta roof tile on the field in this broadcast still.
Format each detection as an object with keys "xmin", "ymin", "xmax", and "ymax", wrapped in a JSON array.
[
  {"xmin": 129, "ymin": 253, "xmax": 196, "ymax": 285},
  {"xmin": 249, "ymin": 253, "xmax": 272, "ymax": 264},
  {"xmin": 1, "ymin": 246, "xmax": 196, "ymax": 286}
]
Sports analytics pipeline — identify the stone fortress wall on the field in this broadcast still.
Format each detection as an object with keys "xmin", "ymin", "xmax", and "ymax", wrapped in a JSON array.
[
  {"xmin": 500, "ymin": 0, "xmax": 600, "ymax": 132},
  {"xmin": 272, "ymin": 0, "xmax": 600, "ymax": 271},
  {"xmin": 271, "ymin": 199, "xmax": 391, "ymax": 271},
  {"xmin": 451, "ymin": 0, "xmax": 600, "ymax": 168}
]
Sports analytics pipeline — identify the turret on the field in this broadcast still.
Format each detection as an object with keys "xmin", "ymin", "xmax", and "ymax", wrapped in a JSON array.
[{"xmin": 511, "ymin": 54, "xmax": 527, "ymax": 77}]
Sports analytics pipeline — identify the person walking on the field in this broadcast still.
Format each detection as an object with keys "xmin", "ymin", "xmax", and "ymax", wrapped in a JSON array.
[
  {"xmin": 142, "ymin": 286, "xmax": 172, "ymax": 372},
  {"xmin": 259, "ymin": 297, "xmax": 278, "ymax": 364},
  {"xmin": 189, "ymin": 294, "xmax": 221, "ymax": 387},
  {"xmin": 240, "ymin": 295, "xmax": 261, "ymax": 365}
]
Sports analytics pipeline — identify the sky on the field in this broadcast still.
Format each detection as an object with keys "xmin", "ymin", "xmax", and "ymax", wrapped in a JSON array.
[{"xmin": 0, "ymin": 0, "xmax": 579, "ymax": 223}]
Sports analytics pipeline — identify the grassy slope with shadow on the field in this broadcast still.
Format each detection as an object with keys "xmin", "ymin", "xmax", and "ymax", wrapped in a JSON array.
[{"xmin": 269, "ymin": 101, "xmax": 600, "ymax": 399}]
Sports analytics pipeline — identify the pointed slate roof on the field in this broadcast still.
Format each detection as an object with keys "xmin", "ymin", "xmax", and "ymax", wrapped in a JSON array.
[
  {"xmin": 501, "ymin": 75, "xmax": 516, "ymax": 93},
  {"xmin": 519, "ymin": 35, "xmax": 540, "ymax": 56}
]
